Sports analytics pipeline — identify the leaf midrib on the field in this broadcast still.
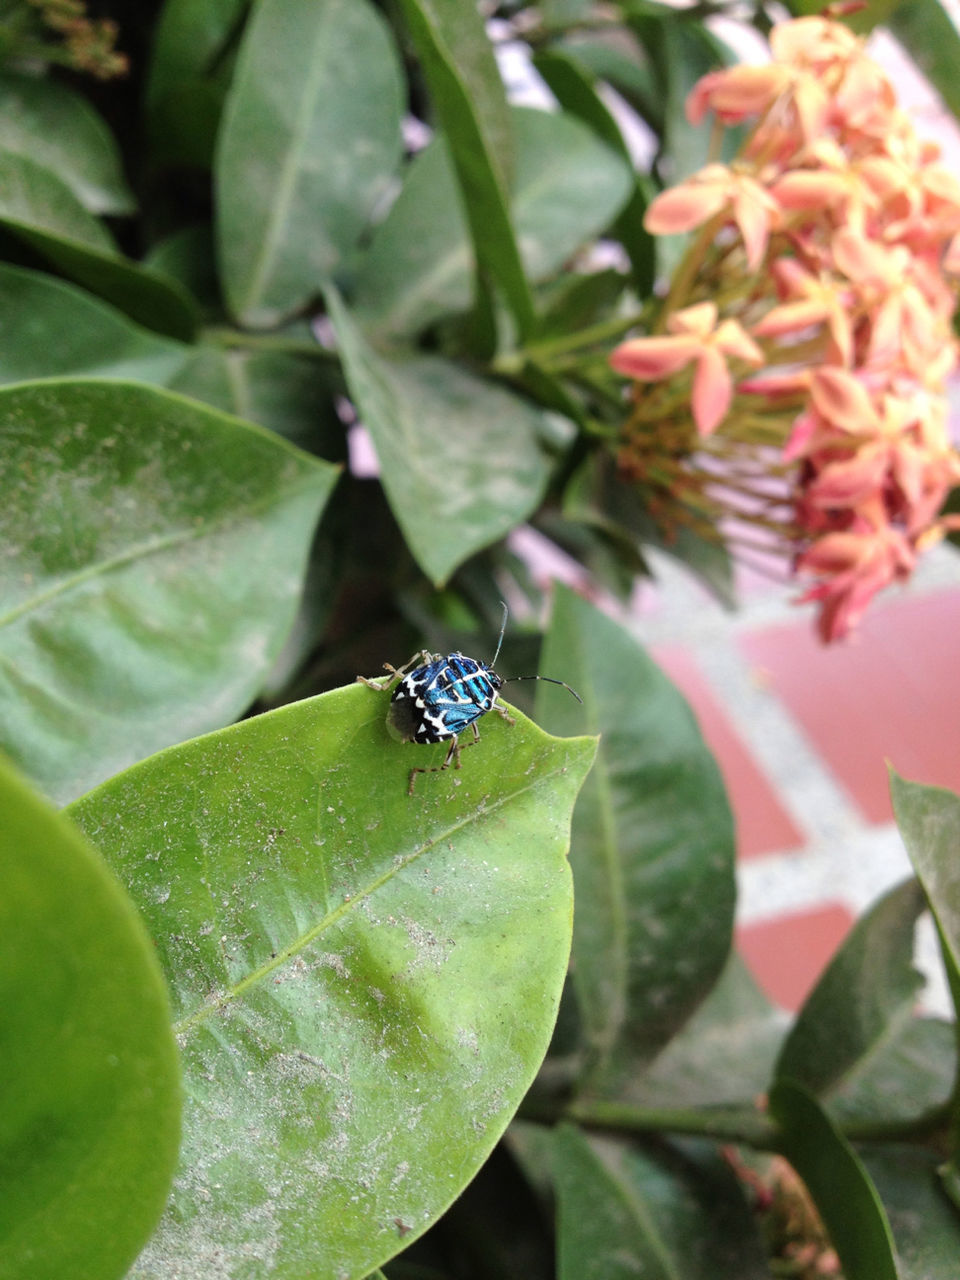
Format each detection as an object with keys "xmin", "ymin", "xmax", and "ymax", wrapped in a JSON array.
[
  {"xmin": 172, "ymin": 756, "xmax": 578, "ymax": 1038},
  {"xmin": 231, "ymin": 5, "xmax": 336, "ymax": 315}
]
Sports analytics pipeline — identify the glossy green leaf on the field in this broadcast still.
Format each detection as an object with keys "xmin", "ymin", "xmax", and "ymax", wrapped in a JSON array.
[
  {"xmin": 142, "ymin": 225, "xmax": 221, "ymax": 315},
  {"xmin": 553, "ymin": 1126, "xmax": 768, "ymax": 1280},
  {"xmin": 327, "ymin": 287, "xmax": 569, "ymax": 586},
  {"xmin": 0, "ymin": 148, "xmax": 116, "ymax": 252},
  {"xmin": 145, "ymin": 0, "xmax": 246, "ymax": 169},
  {"xmin": 0, "ymin": 72, "xmax": 134, "ymax": 215},
  {"xmin": 167, "ymin": 345, "xmax": 343, "ymax": 453},
  {"xmin": 0, "ymin": 152, "xmax": 197, "ymax": 339},
  {"xmin": 0, "ymin": 264, "xmax": 189, "ymax": 385},
  {"xmin": 890, "ymin": 772, "xmax": 960, "ymax": 1024},
  {"xmin": 0, "ymin": 755, "xmax": 181, "ymax": 1280},
  {"xmin": 216, "ymin": 0, "xmax": 404, "ymax": 327},
  {"xmin": 531, "ymin": 50, "xmax": 654, "ymax": 295},
  {"xmin": 353, "ymin": 106, "xmax": 632, "ymax": 343},
  {"xmin": 13, "ymin": 236, "xmax": 197, "ymax": 341},
  {"xmin": 397, "ymin": 0, "xmax": 535, "ymax": 338},
  {"xmin": 627, "ymin": 953, "xmax": 785, "ymax": 1109},
  {"xmin": 67, "ymin": 687, "xmax": 597, "ymax": 1279},
  {"xmin": 0, "ymin": 379, "xmax": 338, "ymax": 804},
  {"xmin": 775, "ymin": 879, "xmax": 927, "ymax": 1095},
  {"xmin": 557, "ymin": 35, "xmax": 660, "ymax": 130},
  {"xmin": 887, "ymin": 0, "xmax": 960, "ymax": 123},
  {"xmin": 769, "ymin": 1080, "xmax": 899, "ymax": 1280},
  {"xmin": 536, "ymin": 585, "xmax": 736, "ymax": 1086},
  {"xmin": 863, "ymin": 1146, "xmax": 960, "ymax": 1280}
]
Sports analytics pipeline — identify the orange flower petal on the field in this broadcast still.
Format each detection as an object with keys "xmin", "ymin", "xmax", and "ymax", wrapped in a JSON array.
[
  {"xmin": 692, "ymin": 346, "xmax": 733, "ymax": 434},
  {"xmin": 609, "ymin": 334, "xmax": 700, "ymax": 381}
]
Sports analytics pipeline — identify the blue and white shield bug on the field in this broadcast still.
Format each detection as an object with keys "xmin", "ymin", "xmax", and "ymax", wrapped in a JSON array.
[{"xmin": 358, "ymin": 603, "xmax": 582, "ymax": 793}]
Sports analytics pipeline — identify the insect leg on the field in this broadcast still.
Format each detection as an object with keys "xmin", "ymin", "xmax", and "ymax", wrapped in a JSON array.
[
  {"xmin": 407, "ymin": 724, "xmax": 484, "ymax": 794},
  {"xmin": 493, "ymin": 701, "xmax": 515, "ymax": 726},
  {"xmin": 356, "ymin": 650, "xmax": 433, "ymax": 691}
]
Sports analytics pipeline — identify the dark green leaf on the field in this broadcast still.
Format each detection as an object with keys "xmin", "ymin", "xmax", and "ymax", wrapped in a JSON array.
[
  {"xmin": 886, "ymin": 0, "xmax": 960, "ymax": 123},
  {"xmin": 553, "ymin": 1126, "xmax": 767, "ymax": 1280},
  {"xmin": 863, "ymin": 1146, "xmax": 960, "ymax": 1280},
  {"xmin": 67, "ymin": 688, "xmax": 597, "ymax": 1279},
  {"xmin": 0, "ymin": 263, "xmax": 189, "ymax": 385},
  {"xmin": 531, "ymin": 50, "xmax": 655, "ymax": 294},
  {"xmin": 0, "ymin": 379, "xmax": 338, "ymax": 804},
  {"xmin": 628, "ymin": 953, "xmax": 785, "ymax": 1109},
  {"xmin": 397, "ymin": 0, "xmax": 535, "ymax": 338},
  {"xmin": 533, "ymin": 50, "xmax": 630, "ymax": 156},
  {"xmin": 327, "ymin": 287, "xmax": 569, "ymax": 585},
  {"xmin": 0, "ymin": 755, "xmax": 181, "ymax": 1280},
  {"xmin": 769, "ymin": 1079, "xmax": 899, "ymax": 1280},
  {"xmin": 216, "ymin": 0, "xmax": 404, "ymax": 327},
  {"xmin": 775, "ymin": 879, "xmax": 927, "ymax": 1097},
  {"xmin": 824, "ymin": 1017, "xmax": 955, "ymax": 1132},
  {"xmin": 353, "ymin": 106, "xmax": 632, "ymax": 343},
  {"xmin": 145, "ymin": 0, "xmax": 247, "ymax": 168},
  {"xmin": 143, "ymin": 225, "xmax": 222, "ymax": 315},
  {"xmin": 536, "ymin": 585, "xmax": 736, "ymax": 1085},
  {"xmin": 0, "ymin": 147, "xmax": 116, "ymax": 252},
  {"xmin": 11, "ymin": 233, "xmax": 198, "ymax": 341},
  {"xmin": 167, "ymin": 345, "xmax": 343, "ymax": 453},
  {"xmin": 556, "ymin": 35, "xmax": 660, "ymax": 130},
  {"xmin": 890, "ymin": 772, "xmax": 960, "ymax": 1028},
  {"xmin": 0, "ymin": 153, "xmax": 197, "ymax": 339},
  {"xmin": 0, "ymin": 72, "xmax": 134, "ymax": 215}
]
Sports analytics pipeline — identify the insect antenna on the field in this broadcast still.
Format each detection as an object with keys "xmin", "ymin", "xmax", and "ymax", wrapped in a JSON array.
[
  {"xmin": 491, "ymin": 600, "xmax": 509, "ymax": 667},
  {"xmin": 503, "ymin": 675, "xmax": 583, "ymax": 704}
]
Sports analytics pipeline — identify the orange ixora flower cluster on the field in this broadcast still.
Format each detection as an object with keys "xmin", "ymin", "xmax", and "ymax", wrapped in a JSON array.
[{"xmin": 610, "ymin": 14, "xmax": 960, "ymax": 640}]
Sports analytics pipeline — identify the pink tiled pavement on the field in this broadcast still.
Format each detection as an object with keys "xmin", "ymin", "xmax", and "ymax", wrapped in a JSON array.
[
  {"xmin": 737, "ymin": 905, "xmax": 855, "ymax": 1011},
  {"xmin": 738, "ymin": 589, "xmax": 960, "ymax": 824},
  {"xmin": 652, "ymin": 645, "xmax": 805, "ymax": 859}
]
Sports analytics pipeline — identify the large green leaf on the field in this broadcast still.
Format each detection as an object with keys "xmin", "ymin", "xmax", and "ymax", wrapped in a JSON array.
[
  {"xmin": 216, "ymin": 0, "xmax": 403, "ymax": 327},
  {"xmin": 0, "ymin": 264, "xmax": 188, "ymax": 385},
  {"xmin": 885, "ymin": 0, "xmax": 960, "ymax": 124},
  {"xmin": 863, "ymin": 1145, "xmax": 960, "ymax": 1280},
  {"xmin": 145, "ymin": 0, "xmax": 247, "ymax": 169},
  {"xmin": 0, "ymin": 147, "xmax": 114, "ymax": 250},
  {"xmin": 531, "ymin": 50, "xmax": 654, "ymax": 294},
  {"xmin": 327, "ymin": 287, "xmax": 569, "ymax": 585},
  {"xmin": 167, "ymin": 345, "xmax": 343, "ymax": 453},
  {"xmin": 397, "ymin": 0, "xmax": 536, "ymax": 338},
  {"xmin": 0, "ymin": 150, "xmax": 196, "ymax": 339},
  {"xmin": 536, "ymin": 585, "xmax": 736, "ymax": 1087},
  {"xmin": 0, "ymin": 755, "xmax": 181, "ymax": 1280},
  {"xmin": 890, "ymin": 773, "xmax": 960, "ymax": 1030},
  {"xmin": 775, "ymin": 880, "xmax": 929, "ymax": 1094},
  {"xmin": 553, "ymin": 1126, "xmax": 768, "ymax": 1280},
  {"xmin": 352, "ymin": 106, "xmax": 632, "ymax": 343},
  {"xmin": 626, "ymin": 952, "xmax": 785, "ymax": 1109},
  {"xmin": 67, "ymin": 688, "xmax": 597, "ymax": 1279},
  {"xmin": 0, "ymin": 379, "xmax": 338, "ymax": 804},
  {"xmin": 769, "ymin": 1080, "xmax": 899, "ymax": 1280},
  {"xmin": 0, "ymin": 72, "xmax": 134, "ymax": 215}
]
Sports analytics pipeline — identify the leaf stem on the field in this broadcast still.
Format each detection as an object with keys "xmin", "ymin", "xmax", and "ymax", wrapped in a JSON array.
[
  {"xmin": 520, "ymin": 1094, "xmax": 954, "ymax": 1152},
  {"xmin": 201, "ymin": 326, "xmax": 340, "ymax": 362}
]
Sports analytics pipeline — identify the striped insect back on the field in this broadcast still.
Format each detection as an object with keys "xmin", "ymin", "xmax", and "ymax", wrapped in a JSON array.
[
  {"xmin": 387, "ymin": 654, "xmax": 502, "ymax": 745},
  {"xmin": 357, "ymin": 602, "xmax": 581, "ymax": 793}
]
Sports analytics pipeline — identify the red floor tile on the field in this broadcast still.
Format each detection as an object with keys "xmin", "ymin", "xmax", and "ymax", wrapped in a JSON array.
[
  {"xmin": 739, "ymin": 588, "xmax": 960, "ymax": 824},
  {"xmin": 737, "ymin": 904, "xmax": 854, "ymax": 1011},
  {"xmin": 652, "ymin": 645, "xmax": 806, "ymax": 860}
]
